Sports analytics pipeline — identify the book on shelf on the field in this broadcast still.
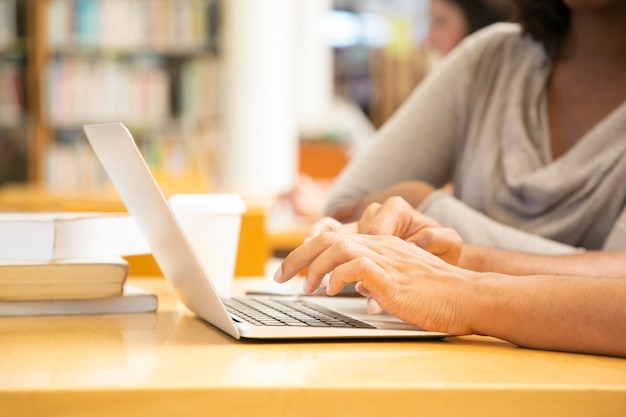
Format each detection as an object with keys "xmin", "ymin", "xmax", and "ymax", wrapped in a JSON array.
[
  {"xmin": 46, "ymin": 57, "xmax": 170, "ymax": 126},
  {"xmin": 0, "ymin": 60, "xmax": 24, "ymax": 126},
  {"xmin": 0, "ymin": 256, "xmax": 129, "ymax": 301},
  {"xmin": 0, "ymin": 284, "xmax": 158, "ymax": 317},
  {"xmin": 46, "ymin": 0, "xmax": 212, "ymax": 50},
  {"xmin": 0, "ymin": 211, "xmax": 150, "ymax": 262},
  {"xmin": 0, "ymin": 0, "xmax": 16, "ymax": 49}
]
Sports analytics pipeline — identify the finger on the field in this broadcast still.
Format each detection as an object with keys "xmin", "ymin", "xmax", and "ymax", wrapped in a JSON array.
[
  {"xmin": 324, "ymin": 254, "xmax": 384, "ymax": 296},
  {"xmin": 337, "ymin": 222, "xmax": 359, "ymax": 234},
  {"xmin": 275, "ymin": 232, "xmax": 341, "ymax": 284},
  {"xmin": 374, "ymin": 197, "xmax": 441, "ymax": 232},
  {"xmin": 306, "ymin": 217, "xmax": 343, "ymax": 239},
  {"xmin": 359, "ymin": 200, "xmax": 405, "ymax": 236},
  {"xmin": 333, "ymin": 265, "xmax": 384, "ymax": 315},
  {"xmin": 357, "ymin": 202, "xmax": 382, "ymax": 234},
  {"xmin": 305, "ymin": 238, "xmax": 373, "ymax": 294},
  {"xmin": 409, "ymin": 227, "xmax": 463, "ymax": 265},
  {"xmin": 355, "ymin": 281, "xmax": 371, "ymax": 297},
  {"xmin": 306, "ymin": 217, "xmax": 359, "ymax": 240},
  {"xmin": 359, "ymin": 197, "xmax": 440, "ymax": 238},
  {"xmin": 319, "ymin": 273, "xmax": 330, "ymax": 289},
  {"xmin": 367, "ymin": 298, "xmax": 383, "ymax": 315},
  {"xmin": 279, "ymin": 232, "xmax": 390, "ymax": 293}
]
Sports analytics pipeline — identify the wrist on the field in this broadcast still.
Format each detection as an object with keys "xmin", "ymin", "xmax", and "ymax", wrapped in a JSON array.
[
  {"xmin": 466, "ymin": 270, "xmax": 503, "ymax": 337},
  {"xmin": 458, "ymin": 245, "xmax": 488, "ymax": 272}
]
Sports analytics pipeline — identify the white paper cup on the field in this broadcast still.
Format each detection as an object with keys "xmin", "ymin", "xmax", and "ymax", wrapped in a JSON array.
[{"xmin": 168, "ymin": 193, "xmax": 246, "ymax": 297}]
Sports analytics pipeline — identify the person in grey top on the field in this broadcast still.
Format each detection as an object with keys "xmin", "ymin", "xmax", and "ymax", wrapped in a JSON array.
[
  {"xmin": 275, "ymin": 0, "xmax": 626, "ymax": 357},
  {"xmin": 324, "ymin": 2, "xmax": 626, "ymax": 258}
]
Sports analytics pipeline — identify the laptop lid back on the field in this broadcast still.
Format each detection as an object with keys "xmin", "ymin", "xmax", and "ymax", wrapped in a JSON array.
[{"xmin": 84, "ymin": 122, "xmax": 241, "ymax": 339}]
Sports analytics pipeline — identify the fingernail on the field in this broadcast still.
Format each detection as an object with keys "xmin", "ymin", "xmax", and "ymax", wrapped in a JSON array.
[
  {"xmin": 302, "ymin": 277, "xmax": 309, "ymax": 293},
  {"xmin": 320, "ymin": 273, "xmax": 330, "ymax": 288},
  {"xmin": 273, "ymin": 266, "xmax": 283, "ymax": 282},
  {"xmin": 367, "ymin": 298, "xmax": 383, "ymax": 315}
]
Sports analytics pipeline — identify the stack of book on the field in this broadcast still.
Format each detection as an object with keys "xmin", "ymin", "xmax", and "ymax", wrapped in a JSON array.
[{"xmin": 0, "ymin": 212, "xmax": 157, "ymax": 316}]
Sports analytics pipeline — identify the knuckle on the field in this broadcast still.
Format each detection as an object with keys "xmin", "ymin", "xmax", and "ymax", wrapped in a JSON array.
[
  {"xmin": 316, "ymin": 231, "xmax": 340, "ymax": 245},
  {"xmin": 367, "ymin": 201, "xmax": 382, "ymax": 211},
  {"xmin": 354, "ymin": 256, "xmax": 377, "ymax": 273},
  {"xmin": 442, "ymin": 227, "xmax": 463, "ymax": 245},
  {"xmin": 365, "ymin": 223, "xmax": 385, "ymax": 236},
  {"xmin": 386, "ymin": 195, "xmax": 407, "ymax": 208},
  {"xmin": 323, "ymin": 217, "xmax": 342, "ymax": 228},
  {"xmin": 334, "ymin": 238, "xmax": 356, "ymax": 254}
]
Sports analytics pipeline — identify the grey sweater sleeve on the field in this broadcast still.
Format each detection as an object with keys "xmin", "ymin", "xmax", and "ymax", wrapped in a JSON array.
[
  {"xmin": 603, "ymin": 207, "xmax": 626, "ymax": 250},
  {"xmin": 419, "ymin": 191, "xmax": 582, "ymax": 254},
  {"xmin": 323, "ymin": 31, "xmax": 475, "ymax": 217}
]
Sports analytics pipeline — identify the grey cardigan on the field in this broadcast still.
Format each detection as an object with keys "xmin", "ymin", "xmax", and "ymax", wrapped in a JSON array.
[{"xmin": 324, "ymin": 23, "xmax": 626, "ymax": 253}]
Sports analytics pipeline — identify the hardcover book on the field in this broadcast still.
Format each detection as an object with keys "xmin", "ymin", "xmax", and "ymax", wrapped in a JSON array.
[
  {"xmin": 0, "ymin": 212, "xmax": 150, "ymax": 262},
  {"xmin": 0, "ymin": 284, "xmax": 158, "ymax": 317},
  {"xmin": 0, "ymin": 257, "xmax": 129, "ymax": 301}
]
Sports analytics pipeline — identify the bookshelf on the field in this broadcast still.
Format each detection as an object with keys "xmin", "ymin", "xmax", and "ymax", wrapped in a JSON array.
[
  {"xmin": 330, "ymin": 0, "xmax": 433, "ymax": 129},
  {"xmin": 3, "ymin": 0, "xmax": 220, "ymax": 192},
  {"xmin": 0, "ymin": 0, "xmax": 27, "ymax": 185}
]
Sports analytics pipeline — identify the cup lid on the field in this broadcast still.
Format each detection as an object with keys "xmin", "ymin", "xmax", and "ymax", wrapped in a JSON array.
[{"xmin": 168, "ymin": 193, "xmax": 247, "ymax": 214}]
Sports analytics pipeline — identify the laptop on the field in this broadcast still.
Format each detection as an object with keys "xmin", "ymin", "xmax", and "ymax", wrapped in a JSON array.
[{"xmin": 84, "ymin": 122, "xmax": 449, "ymax": 340}]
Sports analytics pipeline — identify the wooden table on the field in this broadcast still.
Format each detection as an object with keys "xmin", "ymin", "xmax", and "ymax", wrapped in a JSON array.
[{"xmin": 1, "ymin": 278, "xmax": 625, "ymax": 417}]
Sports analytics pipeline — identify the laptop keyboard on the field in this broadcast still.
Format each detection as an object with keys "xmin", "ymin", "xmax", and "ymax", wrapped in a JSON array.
[{"xmin": 224, "ymin": 297, "xmax": 375, "ymax": 328}]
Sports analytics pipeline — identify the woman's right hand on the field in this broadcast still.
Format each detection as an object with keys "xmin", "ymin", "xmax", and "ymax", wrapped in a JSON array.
[{"xmin": 275, "ymin": 229, "xmax": 474, "ymax": 335}]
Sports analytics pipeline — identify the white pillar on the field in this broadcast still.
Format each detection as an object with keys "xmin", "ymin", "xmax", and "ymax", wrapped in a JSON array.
[
  {"xmin": 295, "ymin": 0, "xmax": 333, "ymax": 133},
  {"xmin": 219, "ymin": 0, "xmax": 298, "ymax": 199}
]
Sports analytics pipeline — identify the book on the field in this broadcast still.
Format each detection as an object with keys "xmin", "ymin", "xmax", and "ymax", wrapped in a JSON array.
[
  {"xmin": 0, "ymin": 257, "xmax": 129, "ymax": 300},
  {"xmin": 0, "ymin": 284, "xmax": 157, "ymax": 317},
  {"xmin": 0, "ymin": 0, "xmax": 16, "ymax": 49},
  {"xmin": 0, "ymin": 212, "xmax": 150, "ymax": 262}
]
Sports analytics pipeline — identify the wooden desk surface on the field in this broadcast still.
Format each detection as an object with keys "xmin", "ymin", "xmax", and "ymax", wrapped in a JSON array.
[{"xmin": 1, "ymin": 278, "xmax": 625, "ymax": 417}]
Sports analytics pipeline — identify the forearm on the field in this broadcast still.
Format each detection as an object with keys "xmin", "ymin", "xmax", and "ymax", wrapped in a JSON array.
[
  {"xmin": 324, "ymin": 58, "xmax": 468, "ymax": 222},
  {"xmin": 460, "ymin": 246, "xmax": 626, "ymax": 279},
  {"xmin": 470, "ymin": 272, "xmax": 626, "ymax": 357}
]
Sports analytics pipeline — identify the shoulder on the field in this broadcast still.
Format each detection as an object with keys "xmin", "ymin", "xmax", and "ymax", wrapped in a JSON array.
[
  {"xmin": 463, "ymin": 22, "xmax": 525, "ymax": 45},
  {"xmin": 438, "ymin": 22, "xmax": 549, "ymax": 92},
  {"xmin": 423, "ymin": 23, "xmax": 537, "ymax": 85},
  {"xmin": 457, "ymin": 23, "xmax": 547, "ymax": 67}
]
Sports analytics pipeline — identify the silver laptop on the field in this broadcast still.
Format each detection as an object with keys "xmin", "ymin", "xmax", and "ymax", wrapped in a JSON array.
[{"xmin": 84, "ymin": 122, "xmax": 448, "ymax": 340}]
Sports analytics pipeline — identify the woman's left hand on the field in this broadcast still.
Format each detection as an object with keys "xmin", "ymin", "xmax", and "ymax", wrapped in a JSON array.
[{"xmin": 307, "ymin": 197, "xmax": 463, "ymax": 265}]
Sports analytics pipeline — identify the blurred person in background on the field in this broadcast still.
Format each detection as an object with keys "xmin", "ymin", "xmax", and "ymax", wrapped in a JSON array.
[
  {"xmin": 283, "ymin": 0, "xmax": 512, "ymax": 220},
  {"xmin": 427, "ymin": 0, "xmax": 512, "ymax": 57}
]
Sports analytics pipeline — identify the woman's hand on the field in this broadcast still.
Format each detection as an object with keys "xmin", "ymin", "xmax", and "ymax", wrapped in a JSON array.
[
  {"xmin": 274, "ymin": 231, "xmax": 475, "ymax": 335},
  {"xmin": 308, "ymin": 197, "xmax": 463, "ymax": 265}
]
